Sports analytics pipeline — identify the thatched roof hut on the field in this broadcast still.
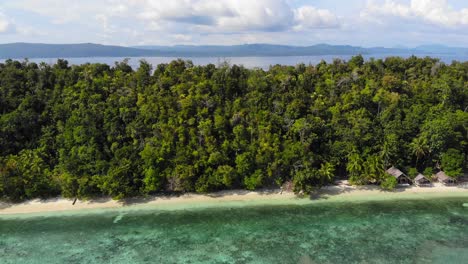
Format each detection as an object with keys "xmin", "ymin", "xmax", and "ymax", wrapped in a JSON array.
[
  {"xmin": 386, "ymin": 166, "xmax": 412, "ymax": 184},
  {"xmin": 435, "ymin": 171, "xmax": 455, "ymax": 184},
  {"xmin": 414, "ymin": 173, "xmax": 431, "ymax": 186}
]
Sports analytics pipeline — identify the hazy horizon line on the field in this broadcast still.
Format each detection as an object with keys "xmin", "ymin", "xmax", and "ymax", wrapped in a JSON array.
[{"xmin": 1, "ymin": 42, "xmax": 467, "ymax": 49}]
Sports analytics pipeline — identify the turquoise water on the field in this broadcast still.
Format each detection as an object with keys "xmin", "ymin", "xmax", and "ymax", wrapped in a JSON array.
[{"xmin": 1, "ymin": 198, "xmax": 468, "ymax": 263}]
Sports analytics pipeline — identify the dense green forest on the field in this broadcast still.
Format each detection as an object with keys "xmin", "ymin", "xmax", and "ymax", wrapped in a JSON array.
[{"xmin": 0, "ymin": 56, "xmax": 467, "ymax": 201}]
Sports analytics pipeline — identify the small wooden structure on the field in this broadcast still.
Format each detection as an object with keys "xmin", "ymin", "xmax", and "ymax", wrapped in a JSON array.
[
  {"xmin": 414, "ymin": 173, "xmax": 431, "ymax": 186},
  {"xmin": 386, "ymin": 166, "xmax": 412, "ymax": 184},
  {"xmin": 435, "ymin": 171, "xmax": 456, "ymax": 185}
]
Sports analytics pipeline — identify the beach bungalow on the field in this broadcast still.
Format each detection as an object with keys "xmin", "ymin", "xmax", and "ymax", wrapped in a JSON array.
[
  {"xmin": 386, "ymin": 166, "xmax": 412, "ymax": 185},
  {"xmin": 414, "ymin": 173, "xmax": 431, "ymax": 186},
  {"xmin": 435, "ymin": 171, "xmax": 456, "ymax": 185}
]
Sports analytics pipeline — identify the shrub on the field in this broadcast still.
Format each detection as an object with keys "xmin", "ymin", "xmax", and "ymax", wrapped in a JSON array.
[
  {"xmin": 244, "ymin": 170, "xmax": 263, "ymax": 190},
  {"xmin": 408, "ymin": 167, "xmax": 418, "ymax": 179},
  {"xmin": 292, "ymin": 168, "xmax": 318, "ymax": 194},
  {"xmin": 423, "ymin": 167, "xmax": 434, "ymax": 178},
  {"xmin": 380, "ymin": 173, "xmax": 397, "ymax": 191},
  {"xmin": 441, "ymin": 148, "xmax": 465, "ymax": 178}
]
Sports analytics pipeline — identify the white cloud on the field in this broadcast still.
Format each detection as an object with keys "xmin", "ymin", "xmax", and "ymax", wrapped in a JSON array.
[
  {"xmin": 139, "ymin": 0, "xmax": 233, "ymax": 25},
  {"xmin": 294, "ymin": 6, "xmax": 339, "ymax": 30},
  {"xmin": 0, "ymin": 11, "xmax": 14, "ymax": 34},
  {"xmin": 362, "ymin": 0, "xmax": 468, "ymax": 27},
  {"xmin": 0, "ymin": 0, "xmax": 337, "ymax": 48},
  {"xmin": 8, "ymin": 0, "xmax": 338, "ymax": 34},
  {"xmin": 215, "ymin": 0, "xmax": 295, "ymax": 31},
  {"xmin": 137, "ymin": 0, "xmax": 296, "ymax": 32},
  {"xmin": 138, "ymin": 0, "xmax": 341, "ymax": 33}
]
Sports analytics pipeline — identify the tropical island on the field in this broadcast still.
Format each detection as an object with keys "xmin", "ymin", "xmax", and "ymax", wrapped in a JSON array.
[
  {"xmin": 3, "ymin": 0, "xmax": 468, "ymax": 261},
  {"xmin": 0, "ymin": 56, "xmax": 467, "ymax": 205},
  {"xmin": 1, "ymin": 56, "xmax": 467, "ymax": 264}
]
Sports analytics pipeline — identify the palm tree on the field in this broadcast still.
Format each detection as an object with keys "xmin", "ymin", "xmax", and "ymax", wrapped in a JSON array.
[
  {"xmin": 346, "ymin": 153, "xmax": 363, "ymax": 177},
  {"xmin": 410, "ymin": 137, "xmax": 429, "ymax": 167},
  {"xmin": 380, "ymin": 140, "xmax": 391, "ymax": 168},
  {"xmin": 318, "ymin": 162, "xmax": 335, "ymax": 185},
  {"xmin": 364, "ymin": 155, "xmax": 385, "ymax": 182}
]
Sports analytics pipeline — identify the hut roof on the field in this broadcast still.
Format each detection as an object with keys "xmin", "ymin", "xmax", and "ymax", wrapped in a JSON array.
[
  {"xmin": 414, "ymin": 173, "xmax": 429, "ymax": 182},
  {"xmin": 386, "ymin": 166, "xmax": 406, "ymax": 178},
  {"xmin": 414, "ymin": 173, "xmax": 426, "ymax": 181},
  {"xmin": 435, "ymin": 171, "xmax": 452, "ymax": 182}
]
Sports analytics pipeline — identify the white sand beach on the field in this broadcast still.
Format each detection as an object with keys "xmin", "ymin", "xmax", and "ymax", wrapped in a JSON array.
[{"xmin": 1, "ymin": 182, "xmax": 467, "ymax": 216}]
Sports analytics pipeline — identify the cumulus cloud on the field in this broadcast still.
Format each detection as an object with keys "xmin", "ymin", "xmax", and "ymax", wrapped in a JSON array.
[
  {"xmin": 0, "ymin": 0, "xmax": 352, "ymax": 45},
  {"xmin": 8, "ymin": 0, "xmax": 339, "ymax": 34},
  {"xmin": 139, "ymin": 0, "xmax": 233, "ymax": 26},
  {"xmin": 137, "ymin": 0, "xmax": 296, "ymax": 32},
  {"xmin": 294, "ymin": 6, "xmax": 339, "ymax": 30},
  {"xmin": 136, "ymin": 0, "xmax": 339, "ymax": 32},
  {"xmin": 215, "ymin": 0, "xmax": 295, "ymax": 31},
  {"xmin": 362, "ymin": 0, "xmax": 468, "ymax": 27}
]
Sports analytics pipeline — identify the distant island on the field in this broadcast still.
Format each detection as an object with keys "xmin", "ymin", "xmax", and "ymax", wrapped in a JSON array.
[{"xmin": 1, "ymin": 42, "xmax": 468, "ymax": 59}]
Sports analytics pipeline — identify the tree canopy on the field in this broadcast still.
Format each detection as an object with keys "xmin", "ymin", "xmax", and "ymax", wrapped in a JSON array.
[{"xmin": 0, "ymin": 56, "xmax": 467, "ymax": 201}]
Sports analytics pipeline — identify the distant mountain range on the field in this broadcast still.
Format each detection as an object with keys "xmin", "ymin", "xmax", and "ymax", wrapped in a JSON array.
[{"xmin": 0, "ymin": 42, "xmax": 467, "ymax": 59}]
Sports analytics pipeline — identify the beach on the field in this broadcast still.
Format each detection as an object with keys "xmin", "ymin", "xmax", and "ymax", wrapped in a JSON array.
[
  {"xmin": 1, "ymin": 182, "xmax": 467, "ymax": 216},
  {"xmin": 2, "ymin": 183, "xmax": 468, "ymax": 263}
]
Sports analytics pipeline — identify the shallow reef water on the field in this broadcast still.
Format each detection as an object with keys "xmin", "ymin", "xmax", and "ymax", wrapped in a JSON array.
[{"xmin": 1, "ymin": 197, "xmax": 468, "ymax": 263}]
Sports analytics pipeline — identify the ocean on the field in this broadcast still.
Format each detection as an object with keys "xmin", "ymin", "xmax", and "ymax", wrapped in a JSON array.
[
  {"xmin": 2, "ymin": 54, "xmax": 468, "ymax": 70},
  {"xmin": 1, "ymin": 197, "xmax": 468, "ymax": 263}
]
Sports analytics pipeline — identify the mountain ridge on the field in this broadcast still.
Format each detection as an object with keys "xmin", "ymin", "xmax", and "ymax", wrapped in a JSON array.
[{"xmin": 1, "ymin": 42, "xmax": 467, "ymax": 59}]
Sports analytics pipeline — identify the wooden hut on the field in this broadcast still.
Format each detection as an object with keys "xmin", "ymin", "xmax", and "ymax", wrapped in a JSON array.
[
  {"xmin": 435, "ymin": 171, "xmax": 456, "ymax": 185},
  {"xmin": 386, "ymin": 166, "xmax": 412, "ymax": 184},
  {"xmin": 414, "ymin": 173, "xmax": 431, "ymax": 186}
]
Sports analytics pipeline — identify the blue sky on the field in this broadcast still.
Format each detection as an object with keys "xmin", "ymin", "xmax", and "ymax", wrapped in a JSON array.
[{"xmin": 0, "ymin": 0, "xmax": 467, "ymax": 47}]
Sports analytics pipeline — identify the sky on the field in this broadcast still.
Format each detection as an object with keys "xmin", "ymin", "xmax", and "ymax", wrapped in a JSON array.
[{"xmin": 0, "ymin": 0, "xmax": 467, "ymax": 47}]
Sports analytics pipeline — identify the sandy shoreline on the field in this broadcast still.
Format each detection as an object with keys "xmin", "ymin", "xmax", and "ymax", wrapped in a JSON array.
[{"xmin": 1, "ymin": 183, "xmax": 468, "ymax": 216}]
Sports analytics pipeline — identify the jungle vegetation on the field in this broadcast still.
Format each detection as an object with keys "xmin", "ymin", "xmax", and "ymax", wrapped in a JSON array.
[{"xmin": 0, "ymin": 56, "xmax": 467, "ymax": 201}]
